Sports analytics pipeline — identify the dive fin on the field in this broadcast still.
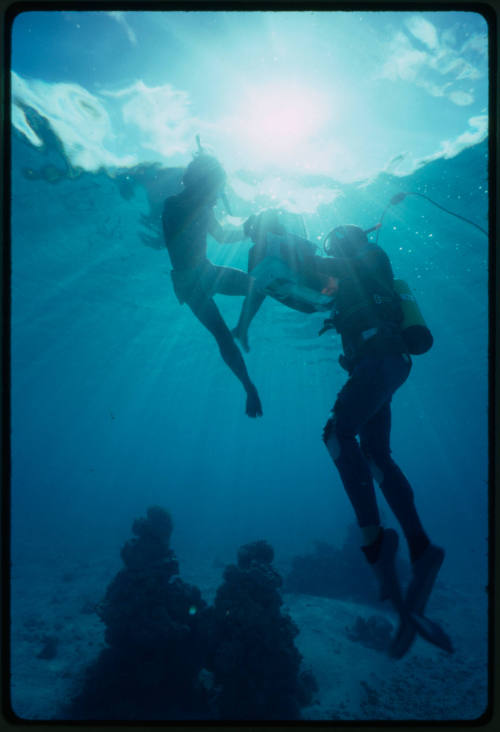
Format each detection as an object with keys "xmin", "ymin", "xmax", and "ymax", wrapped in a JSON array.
[
  {"xmin": 390, "ymin": 544, "xmax": 445, "ymax": 659},
  {"xmin": 409, "ymin": 612, "xmax": 454, "ymax": 654},
  {"xmin": 368, "ymin": 533, "xmax": 452, "ymax": 660}
]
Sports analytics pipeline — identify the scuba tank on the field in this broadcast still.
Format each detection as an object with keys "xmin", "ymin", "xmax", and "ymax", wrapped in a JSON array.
[
  {"xmin": 318, "ymin": 277, "xmax": 434, "ymax": 354},
  {"xmin": 393, "ymin": 279, "xmax": 433, "ymax": 355}
]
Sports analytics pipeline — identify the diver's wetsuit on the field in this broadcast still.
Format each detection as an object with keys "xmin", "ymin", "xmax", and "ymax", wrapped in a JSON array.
[
  {"xmin": 315, "ymin": 244, "xmax": 429, "ymax": 562},
  {"xmin": 162, "ymin": 189, "xmax": 260, "ymax": 415}
]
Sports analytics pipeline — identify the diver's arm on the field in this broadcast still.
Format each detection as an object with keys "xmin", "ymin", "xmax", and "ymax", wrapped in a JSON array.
[{"xmin": 208, "ymin": 213, "xmax": 245, "ymax": 244}]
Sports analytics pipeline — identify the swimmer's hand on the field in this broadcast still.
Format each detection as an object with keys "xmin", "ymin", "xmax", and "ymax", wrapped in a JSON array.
[
  {"xmin": 245, "ymin": 383, "xmax": 263, "ymax": 418},
  {"xmin": 321, "ymin": 276, "xmax": 339, "ymax": 296}
]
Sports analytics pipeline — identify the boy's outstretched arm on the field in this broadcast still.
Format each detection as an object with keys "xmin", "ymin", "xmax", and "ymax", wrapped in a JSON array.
[{"xmin": 208, "ymin": 212, "xmax": 246, "ymax": 244}]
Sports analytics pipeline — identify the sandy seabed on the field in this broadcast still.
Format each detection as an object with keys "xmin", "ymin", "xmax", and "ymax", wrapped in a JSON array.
[{"xmin": 8, "ymin": 551, "xmax": 488, "ymax": 723}]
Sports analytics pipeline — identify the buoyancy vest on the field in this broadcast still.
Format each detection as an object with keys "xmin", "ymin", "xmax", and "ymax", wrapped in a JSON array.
[
  {"xmin": 332, "ymin": 246, "xmax": 402, "ymax": 331},
  {"xmin": 320, "ymin": 245, "xmax": 433, "ymax": 358}
]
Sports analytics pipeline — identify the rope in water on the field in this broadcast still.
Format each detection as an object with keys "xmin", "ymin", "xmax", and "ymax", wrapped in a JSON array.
[{"xmin": 375, "ymin": 191, "xmax": 488, "ymax": 243}]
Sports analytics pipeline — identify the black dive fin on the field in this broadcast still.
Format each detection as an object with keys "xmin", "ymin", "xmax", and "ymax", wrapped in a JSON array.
[
  {"xmin": 389, "ymin": 544, "xmax": 445, "ymax": 659},
  {"xmin": 409, "ymin": 613, "xmax": 454, "ymax": 654}
]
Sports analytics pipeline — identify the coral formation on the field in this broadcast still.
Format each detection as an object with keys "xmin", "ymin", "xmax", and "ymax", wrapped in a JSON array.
[
  {"xmin": 67, "ymin": 507, "xmax": 210, "ymax": 720},
  {"xmin": 67, "ymin": 513, "xmax": 316, "ymax": 721},
  {"xmin": 206, "ymin": 540, "xmax": 317, "ymax": 720}
]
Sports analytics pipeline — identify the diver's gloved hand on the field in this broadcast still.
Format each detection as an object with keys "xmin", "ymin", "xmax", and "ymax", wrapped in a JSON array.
[
  {"xmin": 245, "ymin": 383, "xmax": 263, "ymax": 418},
  {"xmin": 243, "ymin": 215, "xmax": 257, "ymax": 239}
]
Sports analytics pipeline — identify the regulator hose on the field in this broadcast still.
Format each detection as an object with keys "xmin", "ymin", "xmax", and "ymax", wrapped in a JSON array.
[{"xmin": 374, "ymin": 191, "xmax": 488, "ymax": 244}]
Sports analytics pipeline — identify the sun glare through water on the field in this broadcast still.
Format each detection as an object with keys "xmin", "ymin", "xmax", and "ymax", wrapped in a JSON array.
[{"xmin": 232, "ymin": 81, "xmax": 332, "ymax": 169}]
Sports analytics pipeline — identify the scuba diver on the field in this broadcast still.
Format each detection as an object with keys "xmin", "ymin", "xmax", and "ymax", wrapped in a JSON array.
[
  {"xmin": 162, "ymin": 145, "xmax": 262, "ymax": 418},
  {"xmin": 315, "ymin": 224, "xmax": 447, "ymax": 658},
  {"xmin": 231, "ymin": 206, "xmax": 451, "ymax": 656}
]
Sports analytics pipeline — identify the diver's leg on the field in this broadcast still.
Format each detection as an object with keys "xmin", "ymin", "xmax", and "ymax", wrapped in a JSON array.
[
  {"xmin": 323, "ymin": 383, "xmax": 400, "ymax": 605},
  {"xmin": 322, "ymin": 358, "xmax": 385, "ymax": 541},
  {"xmin": 359, "ymin": 359, "xmax": 430, "ymax": 564},
  {"xmin": 187, "ymin": 294, "xmax": 262, "ymax": 418},
  {"xmin": 232, "ymin": 284, "xmax": 266, "ymax": 353},
  {"xmin": 322, "ymin": 356, "xmax": 408, "ymax": 607},
  {"xmin": 210, "ymin": 265, "xmax": 265, "ymax": 352},
  {"xmin": 359, "ymin": 384, "xmax": 447, "ymax": 658}
]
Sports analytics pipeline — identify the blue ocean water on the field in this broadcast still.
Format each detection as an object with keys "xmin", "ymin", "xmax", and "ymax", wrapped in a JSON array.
[{"xmin": 9, "ymin": 109, "xmax": 489, "ymax": 719}]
